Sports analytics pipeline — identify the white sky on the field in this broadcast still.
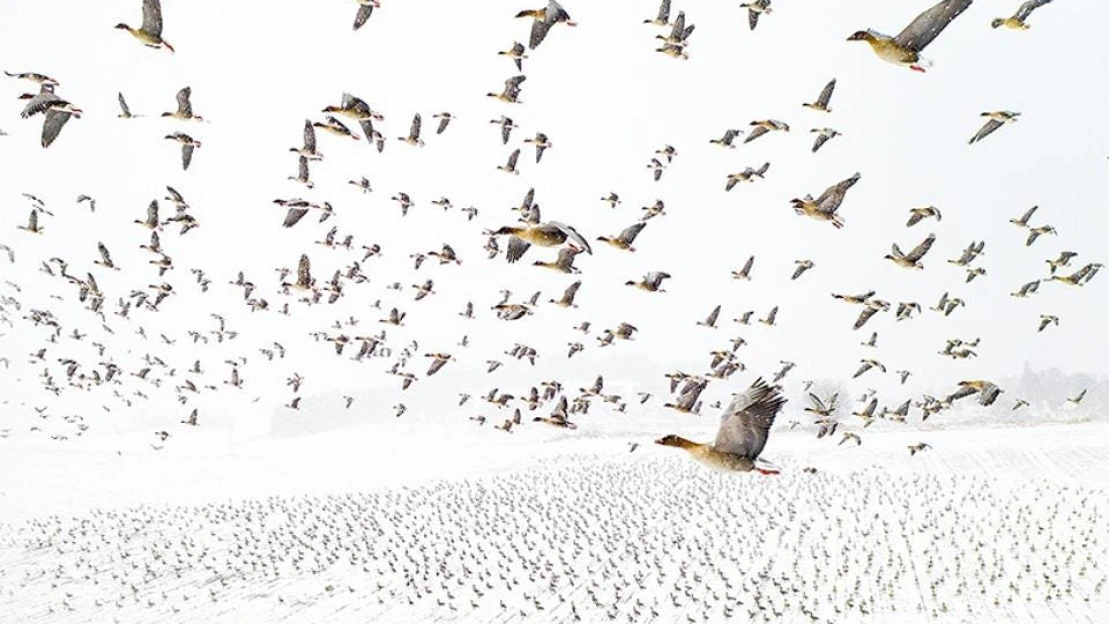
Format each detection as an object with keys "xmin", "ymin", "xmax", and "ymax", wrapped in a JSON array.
[{"xmin": 0, "ymin": 0, "xmax": 1104, "ymax": 435}]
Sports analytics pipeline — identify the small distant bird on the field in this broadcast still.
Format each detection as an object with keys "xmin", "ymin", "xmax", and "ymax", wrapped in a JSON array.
[
  {"xmin": 432, "ymin": 112, "xmax": 453, "ymax": 135},
  {"xmin": 847, "ymin": 0, "xmax": 974, "ymax": 73},
  {"xmin": 741, "ymin": 0, "xmax": 773, "ymax": 31},
  {"xmin": 162, "ymin": 86, "xmax": 203, "ymax": 121},
  {"xmin": 698, "ymin": 305, "xmax": 721, "ymax": 328},
  {"xmin": 488, "ymin": 75, "xmax": 527, "ymax": 104},
  {"xmin": 802, "ymin": 79, "xmax": 836, "ymax": 112},
  {"xmin": 597, "ymin": 222, "xmax": 647, "ymax": 252},
  {"xmin": 524, "ymin": 132, "xmax": 552, "ymax": 162},
  {"xmin": 517, "ymin": 0, "xmax": 577, "ymax": 50},
  {"xmin": 992, "ymin": 0, "xmax": 1055, "ymax": 30},
  {"xmin": 745, "ymin": 120, "xmax": 789, "ymax": 144},
  {"xmin": 627, "ymin": 271, "xmax": 672, "ymax": 293},
  {"xmin": 1036, "ymin": 314, "xmax": 1059, "ymax": 332},
  {"xmin": 498, "ymin": 42, "xmax": 528, "ymax": 71},
  {"xmin": 710, "ymin": 129, "xmax": 743, "ymax": 148},
  {"xmin": 908, "ymin": 442, "xmax": 931, "ymax": 456},
  {"xmin": 397, "ymin": 113, "xmax": 425, "ymax": 147},
  {"xmin": 115, "ymin": 0, "xmax": 175, "ymax": 53},
  {"xmin": 164, "ymin": 132, "xmax": 201, "ymax": 170},
  {"xmin": 1026, "ymin": 225, "xmax": 1056, "ymax": 247},
  {"xmin": 117, "ymin": 92, "xmax": 140, "ymax": 118},
  {"xmin": 810, "ymin": 128, "xmax": 841, "ymax": 153},
  {"xmin": 906, "ymin": 206, "xmax": 942, "ymax": 227},
  {"xmin": 968, "ymin": 111, "xmax": 1020, "ymax": 145},
  {"xmin": 498, "ymin": 148, "xmax": 521, "ymax": 175},
  {"xmin": 1066, "ymin": 389, "xmax": 1087, "ymax": 406},
  {"xmin": 731, "ymin": 256, "xmax": 754, "ymax": 280},
  {"xmin": 1009, "ymin": 205, "xmax": 1038, "ymax": 228},
  {"xmin": 791, "ymin": 260, "xmax": 814, "ymax": 280},
  {"xmin": 885, "ymin": 233, "xmax": 936, "ymax": 269}
]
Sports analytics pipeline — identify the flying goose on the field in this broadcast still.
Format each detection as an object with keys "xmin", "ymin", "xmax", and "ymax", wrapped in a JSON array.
[
  {"xmin": 710, "ymin": 129, "xmax": 743, "ymax": 148},
  {"xmin": 906, "ymin": 205, "xmax": 942, "ymax": 227},
  {"xmin": 847, "ymin": 0, "xmax": 974, "ymax": 72},
  {"xmin": 492, "ymin": 221, "xmax": 592, "ymax": 263},
  {"xmin": 885, "ymin": 233, "xmax": 936, "ymax": 269},
  {"xmin": 498, "ymin": 42, "xmax": 528, "ymax": 71},
  {"xmin": 162, "ymin": 86, "xmax": 203, "ymax": 121},
  {"xmin": 117, "ymin": 92, "xmax": 141, "ymax": 119},
  {"xmin": 992, "ymin": 0, "xmax": 1054, "ymax": 30},
  {"xmin": 810, "ymin": 128, "xmax": 841, "ymax": 153},
  {"xmin": 656, "ymin": 377, "xmax": 785, "ymax": 474},
  {"xmin": 164, "ymin": 132, "xmax": 201, "ymax": 170},
  {"xmin": 432, "ymin": 112, "xmax": 453, "ymax": 135},
  {"xmin": 498, "ymin": 148, "xmax": 521, "ymax": 175},
  {"xmin": 115, "ymin": 0, "xmax": 174, "ymax": 53},
  {"xmin": 518, "ymin": 0, "xmax": 577, "ymax": 50},
  {"xmin": 626, "ymin": 271, "xmax": 671, "ymax": 292},
  {"xmin": 533, "ymin": 246, "xmax": 582, "ymax": 273},
  {"xmin": 741, "ymin": 0, "xmax": 773, "ymax": 31},
  {"xmin": 725, "ymin": 163, "xmax": 770, "ymax": 190},
  {"xmin": 597, "ymin": 222, "xmax": 646, "ymax": 251},
  {"xmin": 792, "ymin": 260, "xmax": 814, "ymax": 280},
  {"xmin": 291, "ymin": 120, "xmax": 323, "ymax": 160},
  {"xmin": 487, "ymin": 75, "xmax": 527, "ymax": 103},
  {"xmin": 523, "ymin": 132, "xmax": 551, "ymax": 162},
  {"xmin": 791, "ymin": 172, "xmax": 861, "ymax": 228},
  {"xmin": 802, "ymin": 79, "xmax": 836, "ymax": 112},
  {"xmin": 1009, "ymin": 205, "xmax": 1038, "ymax": 228},
  {"xmin": 745, "ymin": 119, "xmax": 789, "ymax": 144},
  {"xmin": 397, "ymin": 113, "xmax": 425, "ymax": 146},
  {"xmin": 288, "ymin": 156, "xmax": 313, "ymax": 188},
  {"xmin": 698, "ymin": 304, "xmax": 721, "ymax": 328},
  {"xmin": 644, "ymin": 0, "xmax": 671, "ymax": 26},
  {"xmin": 1037, "ymin": 314, "xmax": 1058, "ymax": 332},
  {"xmin": 968, "ymin": 111, "xmax": 1019, "ymax": 144}
]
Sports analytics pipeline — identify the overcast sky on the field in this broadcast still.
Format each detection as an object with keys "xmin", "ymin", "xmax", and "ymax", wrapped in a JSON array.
[{"xmin": 0, "ymin": 0, "xmax": 1104, "ymax": 434}]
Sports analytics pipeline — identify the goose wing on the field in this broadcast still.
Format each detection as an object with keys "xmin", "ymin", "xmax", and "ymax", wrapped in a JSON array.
[
  {"xmin": 816, "ymin": 79, "xmax": 836, "ymax": 107},
  {"xmin": 175, "ymin": 87, "xmax": 193, "ymax": 117},
  {"xmin": 505, "ymin": 236, "xmax": 531, "ymax": 263},
  {"xmin": 561, "ymin": 280, "xmax": 581, "ymax": 303},
  {"xmin": 744, "ymin": 125, "xmax": 769, "ymax": 144},
  {"xmin": 41, "ymin": 110, "xmax": 72, "ymax": 148},
  {"xmin": 714, "ymin": 377, "xmax": 785, "ymax": 459},
  {"xmin": 142, "ymin": 0, "xmax": 165, "ymax": 37},
  {"xmin": 409, "ymin": 113, "xmax": 421, "ymax": 140},
  {"xmin": 1015, "ymin": 0, "xmax": 1053, "ymax": 21},
  {"xmin": 181, "ymin": 143, "xmax": 194, "ymax": 170},
  {"xmin": 283, "ymin": 207, "xmax": 309, "ymax": 228},
  {"xmin": 892, "ymin": 0, "xmax": 974, "ymax": 52},
  {"xmin": 968, "ymin": 118, "xmax": 1002, "ymax": 144},
  {"xmin": 353, "ymin": 4, "xmax": 374, "ymax": 30},
  {"xmin": 619, "ymin": 222, "xmax": 646, "ymax": 244},
  {"xmin": 549, "ymin": 221, "xmax": 592, "ymax": 254},
  {"xmin": 905, "ymin": 233, "xmax": 936, "ymax": 261},
  {"xmin": 303, "ymin": 120, "xmax": 316, "ymax": 151},
  {"xmin": 118, "ymin": 92, "xmax": 132, "ymax": 116},
  {"xmin": 297, "ymin": 253, "xmax": 311, "ymax": 287}
]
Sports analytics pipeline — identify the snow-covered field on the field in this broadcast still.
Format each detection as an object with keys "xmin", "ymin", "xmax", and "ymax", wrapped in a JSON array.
[{"xmin": 2, "ymin": 421, "xmax": 1107, "ymax": 624}]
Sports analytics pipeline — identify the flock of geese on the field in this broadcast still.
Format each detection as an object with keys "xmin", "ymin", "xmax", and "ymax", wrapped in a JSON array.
[
  {"xmin": 1, "ymin": 459, "xmax": 1106, "ymax": 622},
  {"xmin": 0, "ymin": 0, "xmax": 1102, "ymax": 474}
]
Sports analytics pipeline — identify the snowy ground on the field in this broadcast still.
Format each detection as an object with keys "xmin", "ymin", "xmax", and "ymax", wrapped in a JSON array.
[{"xmin": 1, "ymin": 421, "xmax": 1107, "ymax": 624}]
